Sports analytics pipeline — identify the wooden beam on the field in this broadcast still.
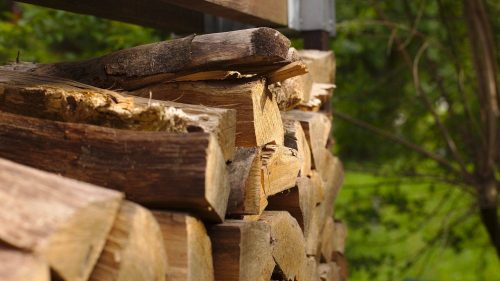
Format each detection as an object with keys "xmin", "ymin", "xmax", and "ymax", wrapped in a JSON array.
[
  {"xmin": 302, "ymin": 30, "xmax": 330, "ymax": 51},
  {"xmin": 164, "ymin": 0, "xmax": 288, "ymax": 27},
  {"xmin": 0, "ymin": 157, "xmax": 122, "ymax": 281},
  {"xmin": 131, "ymin": 79, "xmax": 284, "ymax": 147},
  {"xmin": 153, "ymin": 212, "xmax": 214, "ymax": 281},
  {"xmin": 17, "ymin": 0, "xmax": 204, "ymax": 33},
  {"xmin": 0, "ymin": 70, "xmax": 237, "ymax": 161},
  {"xmin": 10, "ymin": 28, "xmax": 291, "ymax": 90},
  {"xmin": 89, "ymin": 201, "xmax": 168, "ymax": 281},
  {"xmin": 0, "ymin": 247, "xmax": 50, "ymax": 281},
  {"xmin": 209, "ymin": 220, "xmax": 275, "ymax": 281},
  {"xmin": 0, "ymin": 111, "xmax": 229, "ymax": 222}
]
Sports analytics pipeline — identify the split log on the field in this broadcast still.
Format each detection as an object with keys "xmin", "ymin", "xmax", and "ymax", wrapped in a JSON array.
[
  {"xmin": 130, "ymin": 78, "xmax": 284, "ymax": 147},
  {"xmin": 89, "ymin": 201, "xmax": 168, "ymax": 281},
  {"xmin": 305, "ymin": 256, "xmax": 320, "ymax": 281},
  {"xmin": 317, "ymin": 155, "xmax": 344, "ymax": 228},
  {"xmin": 333, "ymin": 220, "xmax": 347, "ymax": 254},
  {"xmin": 283, "ymin": 119, "xmax": 312, "ymax": 177},
  {"xmin": 319, "ymin": 217, "xmax": 336, "ymax": 262},
  {"xmin": 259, "ymin": 211, "xmax": 308, "ymax": 281},
  {"xmin": 298, "ymin": 50, "xmax": 336, "ymax": 84},
  {"xmin": 153, "ymin": 212, "xmax": 214, "ymax": 281},
  {"xmin": 9, "ymin": 28, "xmax": 291, "ymax": 90},
  {"xmin": 261, "ymin": 143, "xmax": 301, "ymax": 196},
  {"xmin": 0, "ymin": 112, "xmax": 229, "ymax": 222},
  {"xmin": 0, "ymin": 158, "xmax": 122, "ymax": 281},
  {"xmin": 299, "ymin": 83, "xmax": 335, "ymax": 112},
  {"xmin": 331, "ymin": 252, "xmax": 348, "ymax": 281},
  {"xmin": 227, "ymin": 147, "xmax": 263, "ymax": 216},
  {"xmin": 209, "ymin": 220, "xmax": 275, "ymax": 281},
  {"xmin": 0, "ymin": 247, "xmax": 50, "ymax": 281},
  {"xmin": 310, "ymin": 170, "xmax": 326, "ymax": 204},
  {"xmin": 282, "ymin": 110, "xmax": 331, "ymax": 180},
  {"xmin": 318, "ymin": 262, "xmax": 341, "ymax": 281},
  {"xmin": 0, "ymin": 70, "xmax": 236, "ymax": 160}
]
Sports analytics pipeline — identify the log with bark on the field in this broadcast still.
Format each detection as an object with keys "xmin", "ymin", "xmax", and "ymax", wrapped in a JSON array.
[
  {"xmin": 0, "ymin": 70, "xmax": 236, "ymax": 161},
  {"xmin": 5, "ymin": 28, "xmax": 291, "ymax": 90},
  {"xmin": 209, "ymin": 220, "xmax": 275, "ymax": 281},
  {"xmin": 0, "ymin": 158, "xmax": 122, "ymax": 281},
  {"xmin": 0, "ymin": 111, "xmax": 229, "ymax": 222},
  {"xmin": 130, "ymin": 78, "xmax": 284, "ymax": 147},
  {"xmin": 89, "ymin": 201, "xmax": 168, "ymax": 281},
  {"xmin": 153, "ymin": 212, "xmax": 214, "ymax": 281}
]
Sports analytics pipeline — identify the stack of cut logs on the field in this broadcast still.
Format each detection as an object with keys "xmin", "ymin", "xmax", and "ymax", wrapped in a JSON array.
[{"xmin": 0, "ymin": 28, "xmax": 346, "ymax": 281}]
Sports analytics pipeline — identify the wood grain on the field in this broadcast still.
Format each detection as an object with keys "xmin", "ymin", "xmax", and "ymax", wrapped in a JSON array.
[
  {"xmin": 0, "ymin": 158, "xmax": 122, "ymax": 281},
  {"xmin": 0, "ymin": 111, "xmax": 229, "ymax": 222},
  {"xmin": 0, "ymin": 247, "xmax": 50, "ymax": 281}
]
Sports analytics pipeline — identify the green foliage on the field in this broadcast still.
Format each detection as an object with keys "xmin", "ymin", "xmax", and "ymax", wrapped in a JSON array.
[
  {"xmin": 0, "ymin": 2, "xmax": 498, "ymax": 280},
  {"xmin": 0, "ymin": 3, "xmax": 163, "ymax": 63},
  {"xmin": 337, "ymin": 172, "xmax": 499, "ymax": 280}
]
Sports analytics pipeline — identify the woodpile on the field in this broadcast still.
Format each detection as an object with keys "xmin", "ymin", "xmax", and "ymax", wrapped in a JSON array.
[{"xmin": 0, "ymin": 27, "xmax": 346, "ymax": 281}]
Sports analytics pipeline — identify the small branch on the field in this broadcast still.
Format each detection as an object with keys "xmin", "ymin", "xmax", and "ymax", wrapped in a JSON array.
[{"xmin": 332, "ymin": 109, "xmax": 459, "ymax": 174}]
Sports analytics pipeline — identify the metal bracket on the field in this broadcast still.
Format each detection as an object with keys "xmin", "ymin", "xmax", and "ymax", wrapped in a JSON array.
[{"xmin": 288, "ymin": 0, "xmax": 336, "ymax": 36}]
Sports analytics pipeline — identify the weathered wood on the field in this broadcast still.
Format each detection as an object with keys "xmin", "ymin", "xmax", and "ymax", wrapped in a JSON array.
[
  {"xmin": 333, "ymin": 220, "xmax": 347, "ymax": 254},
  {"xmin": 258, "ymin": 211, "xmax": 308, "ymax": 281},
  {"xmin": 318, "ymin": 262, "xmax": 341, "ymax": 281},
  {"xmin": 320, "ymin": 217, "xmax": 336, "ymax": 262},
  {"xmin": 317, "ymin": 155, "xmax": 344, "ymax": 235},
  {"xmin": 331, "ymin": 252, "xmax": 348, "ymax": 281},
  {"xmin": 0, "ymin": 70, "xmax": 237, "ymax": 161},
  {"xmin": 305, "ymin": 256, "xmax": 320, "ymax": 281},
  {"xmin": 271, "ymin": 72, "xmax": 313, "ymax": 111},
  {"xmin": 298, "ymin": 50, "xmax": 336, "ymax": 84},
  {"xmin": 0, "ymin": 112, "xmax": 229, "ymax": 222},
  {"xmin": 283, "ymin": 119, "xmax": 312, "ymax": 177},
  {"xmin": 227, "ymin": 147, "xmax": 263, "ymax": 216},
  {"xmin": 153, "ymin": 212, "xmax": 214, "ymax": 281},
  {"xmin": 89, "ymin": 201, "xmax": 168, "ymax": 281},
  {"xmin": 13, "ymin": 28, "xmax": 290, "ymax": 90},
  {"xmin": 209, "ymin": 220, "xmax": 275, "ymax": 281},
  {"xmin": 282, "ymin": 110, "xmax": 332, "ymax": 180},
  {"xmin": 261, "ymin": 143, "xmax": 301, "ymax": 196},
  {"xmin": 299, "ymin": 83, "xmax": 335, "ymax": 112},
  {"xmin": 18, "ymin": 0, "xmax": 204, "ymax": 33},
  {"xmin": 163, "ymin": 0, "xmax": 288, "ymax": 26},
  {"xmin": 131, "ymin": 78, "xmax": 284, "ymax": 147},
  {"xmin": 0, "ymin": 247, "xmax": 50, "ymax": 281},
  {"xmin": 0, "ymin": 158, "xmax": 122, "ymax": 281}
]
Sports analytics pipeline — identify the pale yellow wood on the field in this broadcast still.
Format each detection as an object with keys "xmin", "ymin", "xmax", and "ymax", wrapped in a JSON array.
[
  {"xmin": 305, "ymin": 256, "xmax": 320, "ymax": 281},
  {"xmin": 318, "ymin": 262, "xmax": 341, "ymax": 281},
  {"xmin": 261, "ymin": 143, "xmax": 301, "ymax": 196},
  {"xmin": 0, "ymin": 247, "xmax": 50, "ymax": 281},
  {"xmin": 130, "ymin": 78, "xmax": 283, "ymax": 148},
  {"xmin": 283, "ymin": 119, "xmax": 312, "ymax": 177},
  {"xmin": 153, "ymin": 212, "xmax": 214, "ymax": 281},
  {"xmin": 299, "ymin": 83, "xmax": 335, "ymax": 112},
  {"xmin": 227, "ymin": 147, "xmax": 263, "ymax": 215},
  {"xmin": 320, "ymin": 217, "xmax": 336, "ymax": 262},
  {"xmin": 333, "ymin": 220, "xmax": 348, "ymax": 254},
  {"xmin": 298, "ymin": 50, "xmax": 336, "ymax": 84},
  {"xmin": 89, "ymin": 201, "xmax": 168, "ymax": 281},
  {"xmin": 282, "ymin": 110, "xmax": 332, "ymax": 180},
  {"xmin": 0, "ymin": 158, "xmax": 122, "ymax": 281},
  {"xmin": 258, "ymin": 211, "xmax": 308, "ymax": 281}
]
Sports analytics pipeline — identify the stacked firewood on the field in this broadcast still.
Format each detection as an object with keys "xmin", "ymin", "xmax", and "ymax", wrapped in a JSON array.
[{"xmin": 0, "ymin": 28, "xmax": 346, "ymax": 281}]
